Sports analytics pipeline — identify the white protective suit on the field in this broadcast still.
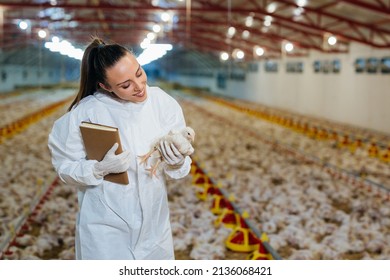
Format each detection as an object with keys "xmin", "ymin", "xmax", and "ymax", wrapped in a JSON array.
[{"xmin": 48, "ymin": 86, "xmax": 192, "ymax": 260}]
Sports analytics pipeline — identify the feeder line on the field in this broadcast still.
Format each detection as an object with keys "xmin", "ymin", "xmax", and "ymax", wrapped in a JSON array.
[
  {"xmin": 0, "ymin": 176, "xmax": 60, "ymax": 259},
  {"xmin": 180, "ymin": 96, "xmax": 390, "ymax": 196},
  {"xmin": 195, "ymin": 161, "xmax": 283, "ymax": 260}
]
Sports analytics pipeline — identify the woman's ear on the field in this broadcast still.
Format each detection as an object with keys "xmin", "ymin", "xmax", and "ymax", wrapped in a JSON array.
[{"xmin": 98, "ymin": 82, "xmax": 111, "ymax": 92}]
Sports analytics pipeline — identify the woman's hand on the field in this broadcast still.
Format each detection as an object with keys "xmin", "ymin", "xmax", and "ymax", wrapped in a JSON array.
[
  {"xmin": 93, "ymin": 143, "xmax": 132, "ymax": 178},
  {"xmin": 159, "ymin": 140, "xmax": 185, "ymax": 169}
]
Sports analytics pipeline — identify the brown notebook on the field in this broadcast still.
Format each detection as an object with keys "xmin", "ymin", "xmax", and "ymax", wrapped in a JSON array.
[{"xmin": 79, "ymin": 121, "xmax": 129, "ymax": 185}]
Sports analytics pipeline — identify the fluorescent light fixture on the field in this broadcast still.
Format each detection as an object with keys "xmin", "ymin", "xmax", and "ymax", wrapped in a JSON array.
[
  {"xmin": 137, "ymin": 44, "xmax": 173, "ymax": 66},
  {"xmin": 44, "ymin": 39, "xmax": 83, "ymax": 60}
]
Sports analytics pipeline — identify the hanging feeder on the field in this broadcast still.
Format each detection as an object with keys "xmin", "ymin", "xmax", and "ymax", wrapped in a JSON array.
[
  {"xmin": 225, "ymin": 217, "xmax": 261, "ymax": 252},
  {"xmin": 214, "ymin": 208, "xmax": 241, "ymax": 229},
  {"xmin": 210, "ymin": 194, "xmax": 233, "ymax": 215},
  {"xmin": 246, "ymin": 233, "xmax": 273, "ymax": 260}
]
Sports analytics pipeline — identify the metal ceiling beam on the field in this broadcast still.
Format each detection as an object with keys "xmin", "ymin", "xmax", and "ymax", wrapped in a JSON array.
[
  {"xmin": 1, "ymin": 0, "xmax": 389, "ymax": 52},
  {"xmin": 2, "ymin": 13, "xmax": 322, "ymax": 50},
  {"xmin": 188, "ymin": 14, "xmax": 345, "ymax": 52},
  {"xmin": 340, "ymin": 0, "xmax": 390, "ymax": 15},
  {"xmin": 1, "ymin": 0, "xmax": 388, "ymax": 36},
  {"xmin": 274, "ymin": 0, "xmax": 390, "ymax": 44}
]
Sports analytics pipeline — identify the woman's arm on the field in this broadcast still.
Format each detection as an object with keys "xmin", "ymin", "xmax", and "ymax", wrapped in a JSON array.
[{"xmin": 48, "ymin": 113, "xmax": 104, "ymax": 186}]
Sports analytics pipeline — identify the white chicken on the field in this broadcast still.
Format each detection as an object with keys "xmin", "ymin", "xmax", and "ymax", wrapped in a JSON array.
[{"xmin": 138, "ymin": 126, "xmax": 195, "ymax": 177}]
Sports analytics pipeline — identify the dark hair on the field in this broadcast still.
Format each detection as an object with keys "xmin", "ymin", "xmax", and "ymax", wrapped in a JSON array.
[{"xmin": 68, "ymin": 36, "xmax": 130, "ymax": 111}]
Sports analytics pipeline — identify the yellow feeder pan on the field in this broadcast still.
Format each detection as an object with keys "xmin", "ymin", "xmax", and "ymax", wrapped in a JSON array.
[
  {"xmin": 214, "ymin": 208, "xmax": 241, "ymax": 229},
  {"xmin": 192, "ymin": 173, "xmax": 212, "ymax": 186},
  {"xmin": 337, "ymin": 135, "xmax": 350, "ymax": 148},
  {"xmin": 246, "ymin": 244, "xmax": 273, "ymax": 260},
  {"xmin": 210, "ymin": 193, "xmax": 232, "ymax": 215},
  {"xmin": 196, "ymin": 183, "xmax": 214, "ymax": 201},
  {"xmin": 381, "ymin": 147, "xmax": 390, "ymax": 163},
  {"xmin": 368, "ymin": 143, "xmax": 379, "ymax": 157},
  {"xmin": 247, "ymin": 232, "xmax": 273, "ymax": 260},
  {"xmin": 225, "ymin": 217, "xmax": 261, "ymax": 253}
]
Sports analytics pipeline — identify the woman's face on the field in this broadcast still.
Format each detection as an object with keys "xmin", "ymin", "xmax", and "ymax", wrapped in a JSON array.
[{"xmin": 102, "ymin": 53, "xmax": 148, "ymax": 103}]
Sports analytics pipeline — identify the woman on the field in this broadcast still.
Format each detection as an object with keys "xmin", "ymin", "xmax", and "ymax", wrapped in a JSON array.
[{"xmin": 48, "ymin": 37, "xmax": 192, "ymax": 260}]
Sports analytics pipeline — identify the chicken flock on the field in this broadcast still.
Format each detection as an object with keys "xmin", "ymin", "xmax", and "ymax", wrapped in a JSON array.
[{"xmin": 1, "ymin": 86, "xmax": 389, "ymax": 260}]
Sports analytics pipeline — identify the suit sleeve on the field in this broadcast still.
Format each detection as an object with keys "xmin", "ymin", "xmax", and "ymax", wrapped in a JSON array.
[{"xmin": 48, "ymin": 112, "xmax": 104, "ymax": 186}]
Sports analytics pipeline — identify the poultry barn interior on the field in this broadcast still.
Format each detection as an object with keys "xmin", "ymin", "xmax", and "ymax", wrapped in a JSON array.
[{"xmin": 1, "ymin": 0, "xmax": 390, "ymax": 261}]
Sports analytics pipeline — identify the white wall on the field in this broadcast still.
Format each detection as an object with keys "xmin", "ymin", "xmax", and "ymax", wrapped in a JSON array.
[
  {"xmin": 171, "ymin": 43, "xmax": 390, "ymax": 135},
  {"xmin": 168, "ymin": 73, "xmax": 215, "ymax": 90},
  {"xmin": 0, "ymin": 65, "xmax": 61, "ymax": 93}
]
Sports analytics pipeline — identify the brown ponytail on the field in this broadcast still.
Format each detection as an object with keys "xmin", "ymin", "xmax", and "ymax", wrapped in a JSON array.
[{"xmin": 68, "ymin": 36, "xmax": 131, "ymax": 111}]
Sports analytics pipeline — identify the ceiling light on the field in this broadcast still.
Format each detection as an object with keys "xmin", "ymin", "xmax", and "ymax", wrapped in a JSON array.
[
  {"xmin": 161, "ymin": 12, "xmax": 171, "ymax": 22},
  {"xmin": 147, "ymin": 32, "xmax": 156, "ymax": 40},
  {"xmin": 18, "ymin": 20, "xmax": 28, "ymax": 30},
  {"xmin": 220, "ymin": 52, "xmax": 229, "ymax": 61},
  {"xmin": 52, "ymin": 36, "xmax": 60, "ymax": 43},
  {"xmin": 141, "ymin": 38, "xmax": 151, "ymax": 49},
  {"xmin": 227, "ymin": 26, "xmax": 236, "ymax": 38},
  {"xmin": 264, "ymin": 15, "xmax": 273, "ymax": 27},
  {"xmin": 254, "ymin": 46, "xmax": 264, "ymax": 56},
  {"xmin": 236, "ymin": 50, "xmax": 245, "ymax": 59},
  {"xmin": 245, "ymin": 16, "xmax": 253, "ymax": 27},
  {"xmin": 285, "ymin": 42, "xmax": 294, "ymax": 52},
  {"xmin": 293, "ymin": 7, "xmax": 304, "ymax": 16},
  {"xmin": 328, "ymin": 36, "xmax": 337, "ymax": 45},
  {"xmin": 242, "ymin": 30, "xmax": 250, "ymax": 39},
  {"xmin": 296, "ymin": 0, "xmax": 307, "ymax": 7},
  {"xmin": 228, "ymin": 27, "xmax": 236, "ymax": 34},
  {"xmin": 153, "ymin": 24, "xmax": 161, "ymax": 33},
  {"xmin": 38, "ymin": 29, "xmax": 47, "ymax": 39},
  {"xmin": 232, "ymin": 48, "xmax": 244, "ymax": 60},
  {"xmin": 266, "ymin": 3, "xmax": 277, "ymax": 13}
]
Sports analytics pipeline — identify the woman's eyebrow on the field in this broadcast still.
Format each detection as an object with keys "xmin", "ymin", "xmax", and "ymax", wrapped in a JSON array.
[
  {"xmin": 116, "ymin": 79, "xmax": 130, "ymax": 86},
  {"xmin": 136, "ymin": 64, "xmax": 141, "ymax": 74},
  {"xmin": 116, "ymin": 64, "xmax": 141, "ymax": 86}
]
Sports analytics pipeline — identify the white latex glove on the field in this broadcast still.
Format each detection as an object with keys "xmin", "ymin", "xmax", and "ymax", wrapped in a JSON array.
[
  {"xmin": 93, "ymin": 143, "xmax": 132, "ymax": 178},
  {"xmin": 159, "ymin": 140, "xmax": 185, "ymax": 168}
]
